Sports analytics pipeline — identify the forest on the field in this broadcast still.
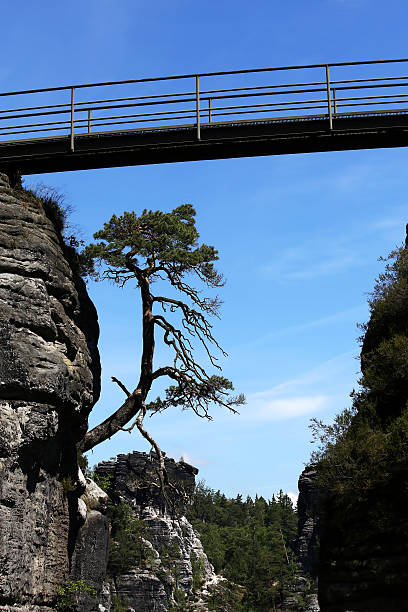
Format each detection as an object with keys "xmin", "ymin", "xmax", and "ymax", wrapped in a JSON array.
[{"xmin": 186, "ymin": 483, "xmax": 309, "ymax": 611}]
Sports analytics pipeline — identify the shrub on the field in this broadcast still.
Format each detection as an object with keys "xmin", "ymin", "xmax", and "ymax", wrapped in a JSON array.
[
  {"xmin": 108, "ymin": 503, "xmax": 154, "ymax": 577},
  {"xmin": 60, "ymin": 476, "xmax": 76, "ymax": 494},
  {"xmin": 191, "ymin": 554, "xmax": 205, "ymax": 592},
  {"xmin": 111, "ymin": 594, "xmax": 131, "ymax": 612},
  {"xmin": 56, "ymin": 579, "xmax": 96, "ymax": 610}
]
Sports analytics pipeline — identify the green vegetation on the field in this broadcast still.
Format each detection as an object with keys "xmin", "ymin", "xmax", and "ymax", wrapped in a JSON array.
[
  {"xmin": 110, "ymin": 595, "xmax": 131, "ymax": 612},
  {"xmin": 187, "ymin": 482, "xmax": 300, "ymax": 611},
  {"xmin": 169, "ymin": 587, "xmax": 189, "ymax": 612},
  {"xmin": 24, "ymin": 183, "xmax": 69, "ymax": 235},
  {"xmin": 191, "ymin": 554, "xmax": 205, "ymax": 592},
  {"xmin": 77, "ymin": 450, "xmax": 90, "ymax": 475},
  {"xmin": 60, "ymin": 476, "xmax": 76, "ymax": 494},
  {"xmin": 159, "ymin": 539, "xmax": 183, "ymax": 586},
  {"xmin": 108, "ymin": 502, "xmax": 154, "ymax": 577},
  {"xmin": 206, "ymin": 580, "xmax": 245, "ymax": 611},
  {"xmin": 310, "ymin": 243, "xmax": 408, "ymax": 503},
  {"xmin": 20, "ymin": 182, "xmax": 90, "ymax": 277},
  {"xmin": 56, "ymin": 579, "xmax": 96, "ymax": 610},
  {"xmin": 87, "ymin": 468, "xmax": 155, "ymax": 579},
  {"xmin": 92, "ymin": 470, "xmax": 114, "ymax": 497}
]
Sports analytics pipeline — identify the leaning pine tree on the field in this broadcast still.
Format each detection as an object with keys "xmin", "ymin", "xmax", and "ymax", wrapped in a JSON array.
[{"xmin": 78, "ymin": 204, "xmax": 244, "ymax": 486}]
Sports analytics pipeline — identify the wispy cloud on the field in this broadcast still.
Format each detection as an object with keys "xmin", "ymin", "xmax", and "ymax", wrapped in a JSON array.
[
  {"xmin": 241, "ymin": 394, "xmax": 329, "ymax": 422},
  {"xmin": 235, "ymin": 352, "xmax": 357, "ymax": 423},
  {"xmin": 254, "ymin": 351, "xmax": 356, "ymax": 397},
  {"xmin": 369, "ymin": 216, "xmax": 401, "ymax": 230},
  {"xmin": 272, "ymin": 304, "xmax": 364, "ymax": 336},
  {"xmin": 263, "ymin": 245, "xmax": 357, "ymax": 280},
  {"xmin": 367, "ymin": 212, "xmax": 407, "ymax": 243},
  {"xmin": 236, "ymin": 304, "xmax": 366, "ymax": 352},
  {"xmin": 261, "ymin": 202, "xmax": 406, "ymax": 283}
]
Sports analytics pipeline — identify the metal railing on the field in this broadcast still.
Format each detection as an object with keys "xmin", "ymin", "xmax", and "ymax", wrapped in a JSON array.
[{"xmin": 1, "ymin": 58, "xmax": 408, "ymax": 151}]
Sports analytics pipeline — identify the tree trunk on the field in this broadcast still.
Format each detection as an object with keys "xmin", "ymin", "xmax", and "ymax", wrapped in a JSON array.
[
  {"xmin": 138, "ymin": 274, "xmax": 154, "ymax": 399},
  {"xmin": 79, "ymin": 273, "xmax": 155, "ymax": 452}
]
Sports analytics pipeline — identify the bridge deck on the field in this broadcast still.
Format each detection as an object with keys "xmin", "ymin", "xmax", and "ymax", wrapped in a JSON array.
[
  {"xmin": 1, "ymin": 59, "xmax": 408, "ymax": 174},
  {"xmin": 1, "ymin": 113, "xmax": 408, "ymax": 175}
]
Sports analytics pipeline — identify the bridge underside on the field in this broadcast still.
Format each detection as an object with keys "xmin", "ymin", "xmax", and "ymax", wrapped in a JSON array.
[{"xmin": 1, "ymin": 113, "xmax": 408, "ymax": 175}]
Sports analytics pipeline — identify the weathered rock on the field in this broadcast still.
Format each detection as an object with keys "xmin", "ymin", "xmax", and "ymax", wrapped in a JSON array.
[
  {"xmin": 0, "ymin": 173, "xmax": 101, "ymax": 610},
  {"xmin": 97, "ymin": 451, "xmax": 197, "ymax": 514},
  {"xmin": 95, "ymin": 451, "xmax": 217, "ymax": 611},
  {"xmin": 81, "ymin": 474, "xmax": 109, "ymax": 512},
  {"xmin": 297, "ymin": 466, "xmax": 320, "ymax": 579},
  {"xmin": 110, "ymin": 570, "xmax": 169, "ymax": 612},
  {"xmin": 70, "ymin": 477, "xmax": 110, "ymax": 611}
]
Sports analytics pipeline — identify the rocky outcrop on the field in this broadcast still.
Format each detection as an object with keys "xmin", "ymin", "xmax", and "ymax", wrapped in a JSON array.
[
  {"xmin": 95, "ymin": 451, "xmax": 218, "ymax": 611},
  {"xmin": 0, "ymin": 173, "xmax": 102, "ymax": 610},
  {"xmin": 297, "ymin": 467, "xmax": 320, "ymax": 579},
  {"xmin": 288, "ymin": 468, "xmax": 320, "ymax": 612}
]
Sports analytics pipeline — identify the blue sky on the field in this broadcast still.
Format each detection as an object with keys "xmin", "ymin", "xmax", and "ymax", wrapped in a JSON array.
[{"xmin": 2, "ymin": 0, "xmax": 408, "ymax": 501}]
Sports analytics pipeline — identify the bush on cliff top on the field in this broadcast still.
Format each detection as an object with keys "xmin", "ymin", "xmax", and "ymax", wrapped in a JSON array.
[{"xmin": 20, "ymin": 182, "xmax": 92, "ymax": 278}]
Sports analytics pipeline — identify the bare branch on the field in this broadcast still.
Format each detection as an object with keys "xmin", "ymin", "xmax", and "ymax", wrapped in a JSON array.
[
  {"xmin": 135, "ymin": 407, "xmax": 167, "ymax": 489},
  {"xmin": 151, "ymin": 366, "xmax": 181, "ymax": 382},
  {"xmin": 112, "ymin": 376, "xmax": 131, "ymax": 397}
]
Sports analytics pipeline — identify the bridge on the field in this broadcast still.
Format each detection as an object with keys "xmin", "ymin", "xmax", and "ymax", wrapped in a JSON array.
[{"xmin": 1, "ymin": 58, "xmax": 408, "ymax": 175}]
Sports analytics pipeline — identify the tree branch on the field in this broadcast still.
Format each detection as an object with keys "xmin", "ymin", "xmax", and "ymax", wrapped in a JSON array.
[
  {"xmin": 78, "ymin": 389, "xmax": 143, "ymax": 452},
  {"xmin": 112, "ymin": 376, "xmax": 131, "ymax": 397}
]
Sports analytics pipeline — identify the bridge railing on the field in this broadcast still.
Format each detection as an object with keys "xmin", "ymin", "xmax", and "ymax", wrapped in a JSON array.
[{"xmin": 1, "ymin": 59, "xmax": 408, "ymax": 150}]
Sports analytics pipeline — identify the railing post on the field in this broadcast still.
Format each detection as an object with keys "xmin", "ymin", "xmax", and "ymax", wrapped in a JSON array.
[
  {"xmin": 196, "ymin": 75, "xmax": 201, "ymax": 140},
  {"xmin": 70, "ymin": 87, "xmax": 75, "ymax": 151},
  {"xmin": 88, "ymin": 109, "xmax": 91, "ymax": 134},
  {"xmin": 333, "ymin": 89, "xmax": 337, "ymax": 115},
  {"xmin": 325, "ymin": 65, "xmax": 333, "ymax": 130},
  {"xmin": 208, "ymin": 98, "xmax": 212, "ymax": 123}
]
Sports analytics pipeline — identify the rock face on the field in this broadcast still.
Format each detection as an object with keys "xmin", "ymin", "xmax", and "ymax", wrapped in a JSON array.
[
  {"xmin": 0, "ymin": 173, "xmax": 104, "ymax": 610},
  {"xmin": 297, "ymin": 467, "xmax": 320, "ymax": 579},
  {"xmin": 71, "ymin": 474, "xmax": 110, "ymax": 611},
  {"xmin": 298, "ymin": 461, "xmax": 408, "ymax": 610},
  {"xmin": 295, "ymin": 467, "xmax": 321, "ymax": 612},
  {"xmin": 316, "ymin": 477, "xmax": 408, "ymax": 612},
  {"xmin": 95, "ymin": 451, "xmax": 218, "ymax": 611}
]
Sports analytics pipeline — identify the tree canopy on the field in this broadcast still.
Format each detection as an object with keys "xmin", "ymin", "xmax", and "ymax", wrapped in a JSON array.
[
  {"xmin": 187, "ymin": 482, "xmax": 305, "ymax": 611},
  {"xmin": 79, "ymin": 204, "xmax": 244, "ymax": 483}
]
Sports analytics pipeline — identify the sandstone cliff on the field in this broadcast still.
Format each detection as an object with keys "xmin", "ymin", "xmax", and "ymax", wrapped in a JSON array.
[{"xmin": 0, "ymin": 173, "xmax": 106, "ymax": 610}]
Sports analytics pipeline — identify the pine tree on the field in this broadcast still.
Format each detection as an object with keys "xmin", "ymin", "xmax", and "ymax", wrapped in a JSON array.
[{"xmin": 79, "ymin": 205, "xmax": 244, "ymax": 484}]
